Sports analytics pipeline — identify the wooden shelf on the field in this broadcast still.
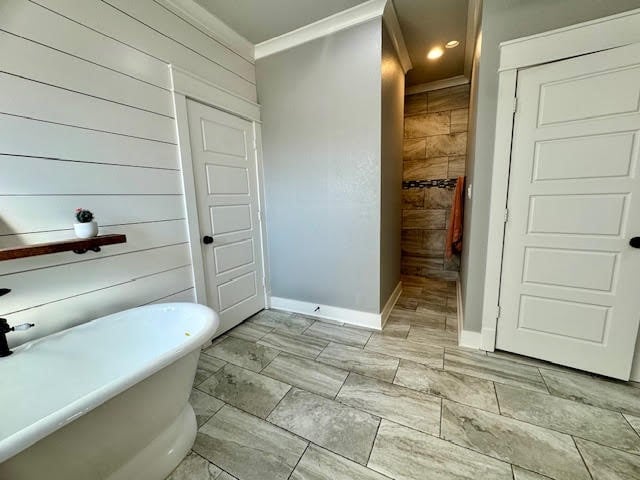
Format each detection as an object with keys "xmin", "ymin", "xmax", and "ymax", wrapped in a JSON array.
[{"xmin": 0, "ymin": 234, "xmax": 127, "ymax": 261}]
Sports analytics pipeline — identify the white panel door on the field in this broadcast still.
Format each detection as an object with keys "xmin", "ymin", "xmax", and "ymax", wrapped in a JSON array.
[
  {"xmin": 187, "ymin": 99, "xmax": 265, "ymax": 334},
  {"xmin": 497, "ymin": 43, "xmax": 640, "ymax": 379}
]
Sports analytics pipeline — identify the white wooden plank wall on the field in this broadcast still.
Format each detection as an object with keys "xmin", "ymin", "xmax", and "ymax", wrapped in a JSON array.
[{"xmin": 0, "ymin": 0, "xmax": 256, "ymax": 347}]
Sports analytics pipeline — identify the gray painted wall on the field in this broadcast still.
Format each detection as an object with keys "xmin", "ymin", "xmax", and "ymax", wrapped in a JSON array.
[
  {"xmin": 256, "ymin": 20, "xmax": 383, "ymax": 313},
  {"xmin": 462, "ymin": 0, "xmax": 640, "ymax": 332},
  {"xmin": 379, "ymin": 25, "xmax": 404, "ymax": 310}
]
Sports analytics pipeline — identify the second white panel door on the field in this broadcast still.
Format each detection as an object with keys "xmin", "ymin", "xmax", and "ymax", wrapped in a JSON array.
[{"xmin": 497, "ymin": 43, "xmax": 640, "ymax": 379}]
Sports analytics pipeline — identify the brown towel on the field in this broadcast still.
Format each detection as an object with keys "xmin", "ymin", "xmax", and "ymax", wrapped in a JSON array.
[{"xmin": 446, "ymin": 176, "xmax": 465, "ymax": 259}]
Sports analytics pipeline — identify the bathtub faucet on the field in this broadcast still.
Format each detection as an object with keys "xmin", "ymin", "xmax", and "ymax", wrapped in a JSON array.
[{"xmin": 0, "ymin": 318, "xmax": 35, "ymax": 357}]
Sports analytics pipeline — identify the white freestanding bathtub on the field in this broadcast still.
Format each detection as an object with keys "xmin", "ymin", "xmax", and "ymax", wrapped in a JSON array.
[{"xmin": 0, "ymin": 303, "xmax": 219, "ymax": 480}]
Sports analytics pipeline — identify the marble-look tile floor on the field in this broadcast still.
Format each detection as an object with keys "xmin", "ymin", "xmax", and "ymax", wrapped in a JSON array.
[{"xmin": 167, "ymin": 275, "xmax": 640, "ymax": 480}]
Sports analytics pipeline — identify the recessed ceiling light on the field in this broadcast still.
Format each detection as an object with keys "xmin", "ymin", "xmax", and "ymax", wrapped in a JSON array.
[
  {"xmin": 445, "ymin": 40, "xmax": 460, "ymax": 49},
  {"xmin": 427, "ymin": 47, "xmax": 444, "ymax": 60}
]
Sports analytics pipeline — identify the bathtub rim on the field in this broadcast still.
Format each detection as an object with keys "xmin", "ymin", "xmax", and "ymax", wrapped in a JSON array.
[{"xmin": 0, "ymin": 302, "xmax": 218, "ymax": 463}]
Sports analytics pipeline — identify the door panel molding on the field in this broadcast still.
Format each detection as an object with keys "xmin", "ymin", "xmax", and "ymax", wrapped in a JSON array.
[{"xmin": 482, "ymin": 9, "xmax": 640, "ymax": 380}]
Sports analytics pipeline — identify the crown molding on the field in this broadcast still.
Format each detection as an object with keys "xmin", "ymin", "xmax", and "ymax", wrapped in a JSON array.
[
  {"xmin": 156, "ymin": 0, "xmax": 255, "ymax": 63},
  {"xmin": 464, "ymin": 0, "xmax": 482, "ymax": 79},
  {"xmin": 382, "ymin": 1, "xmax": 412, "ymax": 73},
  {"xmin": 255, "ymin": 0, "xmax": 410, "ymax": 71},
  {"xmin": 405, "ymin": 75, "xmax": 469, "ymax": 96},
  {"xmin": 255, "ymin": 0, "xmax": 386, "ymax": 59}
]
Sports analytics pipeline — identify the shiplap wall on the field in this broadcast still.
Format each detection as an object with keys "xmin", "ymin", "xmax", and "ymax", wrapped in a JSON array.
[{"xmin": 0, "ymin": 0, "xmax": 256, "ymax": 347}]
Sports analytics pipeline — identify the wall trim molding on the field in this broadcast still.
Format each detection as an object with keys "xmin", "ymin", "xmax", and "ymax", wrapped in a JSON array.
[
  {"xmin": 499, "ymin": 7, "xmax": 640, "ymax": 71},
  {"xmin": 405, "ymin": 75, "xmax": 469, "ymax": 96},
  {"xmin": 254, "ymin": 0, "xmax": 411, "ymax": 73},
  {"xmin": 270, "ymin": 296, "xmax": 384, "ymax": 331},
  {"xmin": 170, "ymin": 65, "xmax": 261, "ymax": 122},
  {"xmin": 381, "ymin": 281, "xmax": 403, "ymax": 327},
  {"xmin": 481, "ymin": 8, "xmax": 640, "ymax": 353},
  {"xmin": 456, "ymin": 275, "xmax": 464, "ymax": 338},
  {"xmin": 172, "ymin": 92, "xmax": 207, "ymax": 306},
  {"xmin": 255, "ymin": 0, "xmax": 385, "ymax": 59},
  {"xmin": 456, "ymin": 276, "xmax": 482, "ymax": 350},
  {"xmin": 157, "ymin": 0, "xmax": 255, "ymax": 63},
  {"xmin": 382, "ymin": 1, "xmax": 412, "ymax": 73},
  {"xmin": 464, "ymin": 0, "xmax": 482, "ymax": 79}
]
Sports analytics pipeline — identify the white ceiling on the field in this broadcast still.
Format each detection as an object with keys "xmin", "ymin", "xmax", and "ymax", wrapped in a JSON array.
[{"xmin": 195, "ymin": 0, "xmax": 470, "ymax": 87}]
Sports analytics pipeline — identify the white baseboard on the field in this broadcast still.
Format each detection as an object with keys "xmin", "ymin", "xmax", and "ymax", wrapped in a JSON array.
[
  {"xmin": 269, "ymin": 296, "xmax": 383, "ymax": 330},
  {"xmin": 480, "ymin": 326, "xmax": 497, "ymax": 351},
  {"xmin": 630, "ymin": 334, "xmax": 640, "ymax": 381},
  {"xmin": 459, "ymin": 329, "xmax": 482, "ymax": 349},
  {"xmin": 456, "ymin": 276, "xmax": 464, "ymax": 337},
  {"xmin": 456, "ymin": 276, "xmax": 482, "ymax": 350},
  {"xmin": 381, "ymin": 281, "xmax": 402, "ymax": 328}
]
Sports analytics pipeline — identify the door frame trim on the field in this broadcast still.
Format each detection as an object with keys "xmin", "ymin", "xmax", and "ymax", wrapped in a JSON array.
[
  {"xmin": 480, "ymin": 8, "xmax": 640, "ymax": 351},
  {"xmin": 170, "ymin": 65, "xmax": 270, "ymax": 307}
]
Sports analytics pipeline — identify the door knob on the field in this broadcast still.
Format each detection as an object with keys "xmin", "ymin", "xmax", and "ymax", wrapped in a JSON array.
[
  {"xmin": 630, "ymin": 237, "xmax": 640, "ymax": 249},
  {"xmin": 203, "ymin": 235, "xmax": 214, "ymax": 245}
]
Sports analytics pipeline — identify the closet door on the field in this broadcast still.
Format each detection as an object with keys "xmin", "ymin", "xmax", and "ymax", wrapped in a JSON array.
[{"xmin": 497, "ymin": 43, "xmax": 640, "ymax": 379}]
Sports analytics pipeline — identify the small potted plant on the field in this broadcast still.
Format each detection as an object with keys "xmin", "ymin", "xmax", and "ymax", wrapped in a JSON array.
[{"xmin": 74, "ymin": 208, "xmax": 98, "ymax": 238}]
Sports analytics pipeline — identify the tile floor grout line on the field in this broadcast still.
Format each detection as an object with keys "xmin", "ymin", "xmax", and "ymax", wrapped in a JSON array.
[
  {"xmin": 441, "ymin": 389, "xmax": 640, "ymax": 457},
  {"xmin": 265, "ymin": 406, "xmax": 380, "ymax": 470},
  {"xmin": 303, "ymin": 441, "xmax": 395, "ymax": 479},
  {"xmin": 537, "ymin": 366, "xmax": 552, "ymax": 394},
  {"xmin": 622, "ymin": 413, "xmax": 640, "ymax": 441},
  {"xmin": 572, "ymin": 435, "xmax": 595, "ymax": 480},
  {"xmin": 431, "ymin": 392, "xmax": 640, "ymax": 460},
  {"xmin": 286, "ymin": 442, "xmax": 310, "ymax": 480},
  {"xmin": 569, "ymin": 435, "xmax": 640, "ymax": 458},
  {"xmin": 258, "ymin": 350, "xmax": 281, "ymax": 374},
  {"xmin": 189, "ymin": 441, "xmax": 250, "ymax": 480},
  {"xmin": 364, "ymin": 416, "xmax": 383, "ymax": 467},
  {"xmin": 263, "ymin": 383, "xmax": 296, "ymax": 421},
  {"xmin": 375, "ymin": 417, "xmax": 530, "ymax": 474},
  {"xmin": 260, "ymin": 361, "xmax": 349, "ymax": 401},
  {"xmin": 201, "ymin": 362, "xmax": 294, "ymax": 421},
  {"xmin": 510, "ymin": 463, "xmax": 516, "ymax": 480},
  {"xmin": 193, "ymin": 456, "xmax": 237, "ymax": 480},
  {"xmin": 511, "ymin": 465, "xmax": 556, "ymax": 480},
  {"xmin": 450, "ymin": 360, "xmax": 640, "ymax": 418},
  {"xmin": 332, "ymin": 370, "xmax": 351, "ymax": 401},
  {"xmin": 438, "ymin": 357, "xmax": 553, "ymax": 395},
  {"xmin": 207, "ymin": 338, "xmax": 280, "ymax": 373},
  {"xmin": 493, "ymin": 382, "xmax": 502, "ymax": 415},
  {"xmin": 438, "ymin": 397, "xmax": 444, "ymax": 438},
  {"xmin": 390, "ymin": 357, "xmax": 401, "ymax": 385}
]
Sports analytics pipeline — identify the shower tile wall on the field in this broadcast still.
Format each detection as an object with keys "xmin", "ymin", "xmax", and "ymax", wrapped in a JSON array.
[{"xmin": 402, "ymin": 84, "xmax": 470, "ymax": 279}]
